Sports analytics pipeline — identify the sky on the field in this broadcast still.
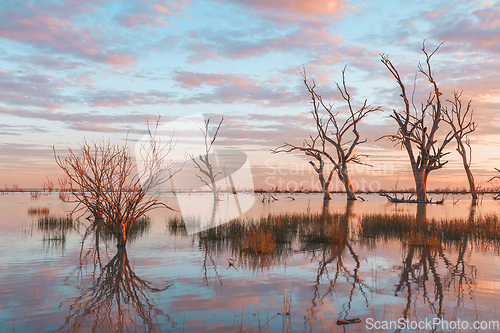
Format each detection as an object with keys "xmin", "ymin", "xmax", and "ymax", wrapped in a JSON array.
[{"xmin": 1, "ymin": 0, "xmax": 500, "ymax": 192}]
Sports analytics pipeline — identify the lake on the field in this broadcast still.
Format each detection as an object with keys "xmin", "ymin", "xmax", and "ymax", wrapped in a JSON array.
[{"xmin": 1, "ymin": 192, "xmax": 500, "ymax": 332}]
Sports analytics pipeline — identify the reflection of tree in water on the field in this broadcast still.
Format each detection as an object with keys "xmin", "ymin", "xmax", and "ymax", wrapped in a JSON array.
[
  {"xmin": 58, "ymin": 230, "xmax": 173, "ymax": 332},
  {"xmin": 174, "ymin": 201, "xmax": 372, "ymax": 320},
  {"xmin": 167, "ymin": 201, "xmax": 497, "ymax": 327},
  {"xmin": 307, "ymin": 201, "xmax": 370, "ymax": 321},
  {"xmin": 360, "ymin": 203, "xmax": 481, "ymax": 328}
]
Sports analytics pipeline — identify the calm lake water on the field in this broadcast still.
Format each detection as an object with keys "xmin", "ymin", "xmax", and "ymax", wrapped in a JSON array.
[{"xmin": 1, "ymin": 193, "xmax": 500, "ymax": 332}]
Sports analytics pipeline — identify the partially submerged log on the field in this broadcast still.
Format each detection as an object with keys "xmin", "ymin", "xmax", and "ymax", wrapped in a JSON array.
[
  {"xmin": 337, "ymin": 318, "xmax": 361, "ymax": 325},
  {"xmin": 380, "ymin": 193, "xmax": 444, "ymax": 204}
]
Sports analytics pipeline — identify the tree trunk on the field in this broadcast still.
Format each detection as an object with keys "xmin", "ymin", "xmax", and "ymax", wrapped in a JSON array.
[
  {"xmin": 416, "ymin": 202, "xmax": 427, "ymax": 223},
  {"xmin": 117, "ymin": 223, "xmax": 127, "ymax": 248},
  {"xmin": 414, "ymin": 169, "xmax": 428, "ymax": 202},
  {"xmin": 457, "ymin": 142, "xmax": 477, "ymax": 205},
  {"xmin": 318, "ymin": 172, "xmax": 331, "ymax": 200},
  {"xmin": 212, "ymin": 183, "xmax": 220, "ymax": 202},
  {"xmin": 339, "ymin": 167, "xmax": 356, "ymax": 201},
  {"xmin": 322, "ymin": 199, "xmax": 329, "ymax": 215}
]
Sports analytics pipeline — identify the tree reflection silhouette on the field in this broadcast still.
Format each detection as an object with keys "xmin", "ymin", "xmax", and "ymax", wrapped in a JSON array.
[
  {"xmin": 308, "ymin": 200, "xmax": 370, "ymax": 321},
  {"xmin": 380, "ymin": 203, "xmax": 478, "ymax": 329},
  {"xmin": 58, "ymin": 245, "xmax": 174, "ymax": 332}
]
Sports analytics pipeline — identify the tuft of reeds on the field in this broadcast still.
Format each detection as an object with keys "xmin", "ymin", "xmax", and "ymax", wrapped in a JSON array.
[
  {"xmin": 298, "ymin": 213, "xmax": 347, "ymax": 244},
  {"xmin": 99, "ymin": 216, "xmax": 151, "ymax": 242},
  {"xmin": 173, "ymin": 212, "xmax": 350, "ymax": 263},
  {"xmin": 28, "ymin": 206, "xmax": 50, "ymax": 216},
  {"xmin": 37, "ymin": 216, "xmax": 74, "ymax": 251},
  {"xmin": 402, "ymin": 230, "xmax": 441, "ymax": 248},
  {"xmin": 166, "ymin": 216, "xmax": 187, "ymax": 236},
  {"xmin": 360, "ymin": 213, "xmax": 500, "ymax": 245},
  {"xmin": 38, "ymin": 216, "xmax": 73, "ymax": 230}
]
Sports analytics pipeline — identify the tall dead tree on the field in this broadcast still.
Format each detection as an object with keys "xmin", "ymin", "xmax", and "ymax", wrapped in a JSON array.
[
  {"xmin": 442, "ymin": 91, "xmax": 478, "ymax": 204},
  {"xmin": 191, "ymin": 117, "xmax": 224, "ymax": 202},
  {"xmin": 380, "ymin": 42, "xmax": 457, "ymax": 202},
  {"xmin": 275, "ymin": 67, "xmax": 380, "ymax": 200}
]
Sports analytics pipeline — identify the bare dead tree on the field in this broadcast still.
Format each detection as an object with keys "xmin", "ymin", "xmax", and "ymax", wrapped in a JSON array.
[
  {"xmin": 442, "ymin": 91, "xmax": 478, "ymax": 204},
  {"xmin": 380, "ymin": 42, "xmax": 457, "ymax": 202},
  {"xmin": 53, "ymin": 118, "xmax": 178, "ymax": 247},
  {"xmin": 272, "ymin": 129, "xmax": 335, "ymax": 200},
  {"xmin": 42, "ymin": 176, "xmax": 54, "ymax": 193},
  {"xmin": 487, "ymin": 168, "xmax": 500, "ymax": 200},
  {"xmin": 190, "ymin": 117, "xmax": 224, "ymax": 202},
  {"xmin": 275, "ymin": 66, "xmax": 380, "ymax": 200}
]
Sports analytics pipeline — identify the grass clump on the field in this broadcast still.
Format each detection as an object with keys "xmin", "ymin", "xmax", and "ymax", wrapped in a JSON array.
[
  {"xmin": 298, "ymin": 213, "xmax": 347, "ymax": 244},
  {"xmin": 38, "ymin": 216, "xmax": 73, "ymax": 230},
  {"xmin": 28, "ymin": 206, "xmax": 50, "ymax": 216},
  {"xmin": 360, "ymin": 213, "xmax": 500, "ymax": 246},
  {"xmin": 402, "ymin": 230, "xmax": 441, "ymax": 248},
  {"xmin": 99, "ymin": 216, "xmax": 151, "ymax": 242},
  {"xmin": 173, "ymin": 212, "xmax": 350, "ymax": 258}
]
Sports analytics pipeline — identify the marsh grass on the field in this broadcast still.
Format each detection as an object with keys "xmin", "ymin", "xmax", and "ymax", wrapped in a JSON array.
[
  {"xmin": 298, "ymin": 213, "xmax": 348, "ymax": 244},
  {"xmin": 37, "ymin": 216, "xmax": 73, "ymax": 230},
  {"xmin": 402, "ymin": 230, "xmax": 441, "ymax": 248},
  {"xmin": 170, "ymin": 213, "xmax": 349, "ymax": 260},
  {"xmin": 37, "ymin": 216, "xmax": 74, "ymax": 251},
  {"xmin": 360, "ymin": 213, "xmax": 500, "ymax": 246},
  {"xmin": 28, "ymin": 206, "xmax": 50, "ymax": 216},
  {"xmin": 99, "ymin": 216, "xmax": 151, "ymax": 242},
  {"xmin": 166, "ymin": 216, "xmax": 187, "ymax": 236}
]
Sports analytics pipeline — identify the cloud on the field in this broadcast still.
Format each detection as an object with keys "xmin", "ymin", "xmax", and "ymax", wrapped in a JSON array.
[
  {"xmin": 6, "ymin": 55, "xmax": 87, "ymax": 71},
  {"xmin": 0, "ymin": 70, "xmax": 70, "ymax": 109},
  {"xmin": 0, "ymin": 3, "xmax": 137, "ymax": 68},
  {"xmin": 114, "ymin": 13, "xmax": 158, "ymax": 27},
  {"xmin": 185, "ymin": 27, "xmax": 345, "ymax": 62},
  {"xmin": 172, "ymin": 70, "xmax": 306, "ymax": 105}
]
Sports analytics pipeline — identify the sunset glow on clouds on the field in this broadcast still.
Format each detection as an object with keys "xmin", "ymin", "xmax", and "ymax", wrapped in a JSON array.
[{"xmin": 1, "ymin": 0, "xmax": 500, "ymax": 190}]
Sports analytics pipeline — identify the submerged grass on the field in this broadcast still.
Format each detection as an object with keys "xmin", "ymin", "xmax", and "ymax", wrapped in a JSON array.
[
  {"xmin": 38, "ymin": 216, "xmax": 73, "ymax": 230},
  {"xmin": 170, "ymin": 212, "xmax": 350, "ymax": 258},
  {"xmin": 360, "ymin": 213, "xmax": 500, "ymax": 246},
  {"xmin": 170, "ymin": 211, "xmax": 500, "ymax": 255},
  {"xmin": 99, "ymin": 216, "xmax": 151, "ymax": 242},
  {"xmin": 28, "ymin": 206, "xmax": 50, "ymax": 216}
]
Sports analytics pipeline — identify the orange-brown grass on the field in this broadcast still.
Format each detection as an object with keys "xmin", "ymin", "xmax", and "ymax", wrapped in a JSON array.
[
  {"xmin": 360, "ymin": 213, "xmax": 500, "ymax": 246},
  {"xmin": 239, "ymin": 228, "xmax": 275, "ymax": 255},
  {"xmin": 402, "ymin": 230, "xmax": 441, "ymax": 248}
]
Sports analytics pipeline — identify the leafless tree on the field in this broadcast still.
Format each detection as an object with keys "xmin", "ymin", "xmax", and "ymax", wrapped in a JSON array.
[
  {"xmin": 190, "ymin": 117, "xmax": 224, "ymax": 202},
  {"xmin": 42, "ymin": 176, "xmax": 54, "ymax": 193},
  {"xmin": 273, "ymin": 127, "xmax": 335, "ymax": 200},
  {"xmin": 275, "ymin": 67, "xmax": 380, "ymax": 200},
  {"xmin": 442, "ymin": 91, "xmax": 478, "ymax": 204},
  {"xmin": 53, "ymin": 119, "xmax": 178, "ymax": 247},
  {"xmin": 380, "ymin": 42, "xmax": 457, "ymax": 202}
]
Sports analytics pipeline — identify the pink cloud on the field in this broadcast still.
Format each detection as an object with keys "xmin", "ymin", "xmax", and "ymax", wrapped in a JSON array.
[
  {"xmin": 185, "ymin": 27, "xmax": 344, "ymax": 63},
  {"xmin": 217, "ymin": 0, "xmax": 344, "ymax": 16},
  {"xmin": 153, "ymin": 4, "xmax": 174, "ymax": 15},
  {"xmin": 426, "ymin": 10, "xmax": 444, "ymax": 19},
  {"xmin": 173, "ymin": 71, "xmax": 260, "ymax": 88},
  {"xmin": 172, "ymin": 70, "xmax": 306, "ymax": 105},
  {"xmin": 115, "ymin": 13, "xmax": 156, "ymax": 27},
  {"xmin": 0, "ymin": 7, "xmax": 137, "ymax": 68}
]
